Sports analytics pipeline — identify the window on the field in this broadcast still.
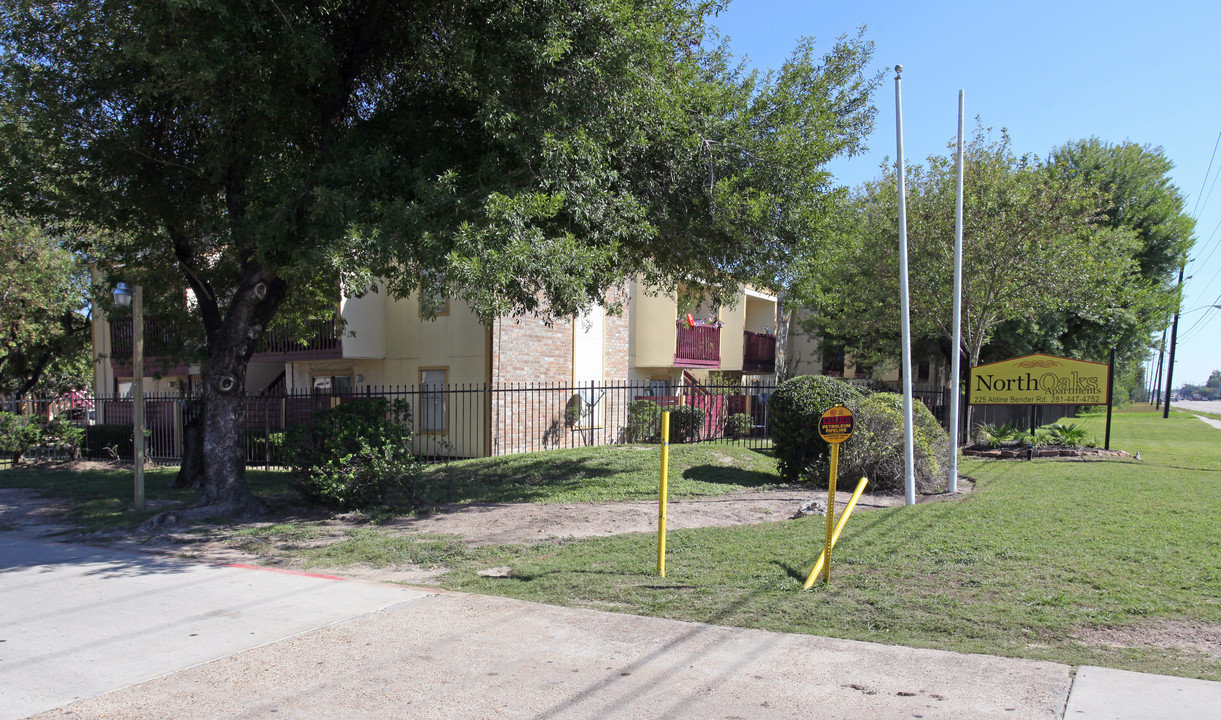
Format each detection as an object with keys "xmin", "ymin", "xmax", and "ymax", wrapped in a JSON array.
[
  {"xmin": 420, "ymin": 368, "xmax": 447, "ymax": 434},
  {"xmin": 418, "ymin": 279, "xmax": 449, "ymax": 317},
  {"xmin": 312, "ymin": 375, "xmax": 352, "ymax": 394},
  {"xmin": 650, "ymin": 378, "xmax": 673, "ymax": 397}
]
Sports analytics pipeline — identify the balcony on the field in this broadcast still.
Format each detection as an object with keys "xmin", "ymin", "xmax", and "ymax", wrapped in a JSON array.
[
  {"xmin": 742, "ymin": 330, "xmax": 776, "ymax": 373},
  {"xmin": 675, "ymin": 325, "xmax": 720, "ymax": 367},
  {"xmin": 252, "ymin": 317, "xmax": 342, "ymax": 362},
  {"xmin": 109, "ymin": 316, "xmax": 342, "ymax": 365}
]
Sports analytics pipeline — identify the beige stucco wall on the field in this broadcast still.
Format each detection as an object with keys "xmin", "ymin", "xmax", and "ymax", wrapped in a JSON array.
[
  {"xmin": 339, "ymin": 286, "xmax": 386, "ymax": 359},
  {"xmin": 629, "ymin": 279, "xmax": 679, "ymax": 369}
]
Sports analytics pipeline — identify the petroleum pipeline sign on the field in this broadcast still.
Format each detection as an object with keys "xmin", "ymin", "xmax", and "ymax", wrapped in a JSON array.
[
  {"xmin": 970, "ymin": 353, "xmax": 1109, "ymax": 406},
  {"xmin": 818, "ymin": 404, "xmax": 855, "ymax": 443}
]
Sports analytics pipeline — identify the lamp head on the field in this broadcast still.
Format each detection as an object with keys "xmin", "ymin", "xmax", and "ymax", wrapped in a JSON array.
[{"xmin": 113, "ymin": 282, "xmax": 132, "ymax": 308}]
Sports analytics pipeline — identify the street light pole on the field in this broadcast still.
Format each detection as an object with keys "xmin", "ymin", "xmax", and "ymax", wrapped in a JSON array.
[{"xmin": 114, "ymin": 283, "xmax": 145, "ymax": 509}]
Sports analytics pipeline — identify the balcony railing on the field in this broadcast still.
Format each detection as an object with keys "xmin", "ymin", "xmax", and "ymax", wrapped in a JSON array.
[
  {"xmin": 109, "ymin": 316, "xmax": 341, "ymax": 363},
  {"xmin": 109, "ymin": 316, "xmax": 187, "ymax": 360},
  {"xmin": 742, "ymin": 331, "xmax": 776, "ymax": 373},
  {"xmin": 675, "ymin": 325, "xmax": 720, "ymax": 367},
  {"xmin": 253, "ymin": 318, "xmax": 342, "ymax": 360}
]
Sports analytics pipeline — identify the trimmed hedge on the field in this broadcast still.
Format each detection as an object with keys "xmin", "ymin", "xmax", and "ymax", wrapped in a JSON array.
[
  {"xmin": 839, "ymin": 392, "xmax": 948, "ymax": 494},
  {"xmin": 770, "ymin": 375, "xmax": 863, "ymax": 483}
]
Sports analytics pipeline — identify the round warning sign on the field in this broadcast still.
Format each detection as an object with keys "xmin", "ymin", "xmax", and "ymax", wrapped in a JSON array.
[{"xmin": 818, "ymin": 404, "xmax": 854, "ymax": 444}]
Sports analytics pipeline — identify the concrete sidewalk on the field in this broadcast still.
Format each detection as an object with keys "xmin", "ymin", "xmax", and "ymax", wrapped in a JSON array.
[
  {"xmin": 27, "ymin": 591, "xmax": 1073, "ymax": 719},
  {"xmin": 0, "ymin": 535, "xmax": 429, "ymax": 720},
  {"xmin": 1065, "ymin": 666, "xmax": 1221, "ymax": 719}
]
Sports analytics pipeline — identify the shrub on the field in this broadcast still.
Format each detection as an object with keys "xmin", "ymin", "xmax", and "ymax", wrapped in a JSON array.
[
  {"xmin": 725, "ymin": 413, "xmax": 753, "ymax": 440},
  {"xmin": 625, "ymin": 401, "xmax": 706, "ymax": 443},
  {"xmin": 284, "ymin": 399, "xmax": 421, "ymax": 509},
  {"xmin": 770, "ymin": 375, "xmax": 864, "ymax": 483},
  {"xmin": 1044, "ymin": 422, "xmax": 1087, "ymax": 448},
  {"xmin": 669, "ymin": 405, "xmax": 706, "ymax": 443},
  {"xmin": 0, "ymin": 411, "xmax": 40, "ymax": 462},
  {"xmin": 974, "ymin": 421, "xmax": 1021, "ymax": 449},
  {"xmin": 34, "ymin": 417, "xmax": 84, "ymax": 459},
  {"xmin": 839, "ymin": 392, "xmax": 949, "ymax": 494},
  {"xmin": 625, "ymin": 400, "xmax": 663, "ymax": 443}
]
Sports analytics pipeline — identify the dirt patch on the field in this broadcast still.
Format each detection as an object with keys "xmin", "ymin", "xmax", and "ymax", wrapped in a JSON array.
[
  {"xmin": 1077, "ymin": 620, "xmax": 1221, "ymax": 659},
  {"xmin": 2, "ymin": 478, "xmax": 970, "ymax": 584},
  {"xmin": 381, "ymin": 486, "xmax": 911, "ymax": 546}
]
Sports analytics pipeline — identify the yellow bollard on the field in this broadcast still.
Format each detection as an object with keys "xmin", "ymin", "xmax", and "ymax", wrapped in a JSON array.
[
  {"xmin": 657, "ymin": 411, "xmax": 670, "ymax": 577},
  {"xmin": 822, "ymin": 444, "xmax": 840, "ymax": 582},
  {"xmin": 803, "ymin": 476, "xmax": 870, "ymax": 589}
]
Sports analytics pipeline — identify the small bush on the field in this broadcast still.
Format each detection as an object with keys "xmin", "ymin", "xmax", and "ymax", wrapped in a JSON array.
[
  {"xmin": 0, "ymin": 411, "xmax": 40, "ymax": 462},
  {"xmin": 669, "ymin": 405, "xmax": 706, "ymax": 443},
  {"xmin": 284, "ymin": 399, "xmax": 421, "ymax": 509},
  {"xmin": 770, "ymin": 375, "xmax": 864, "ymax": 483},
  {"xmin": 625, "ymin": 400, "xmax": 663, "ymax": 443},
  {"xmin": 625, "ymin": 401, "xmax": 706, "ymax": 443},
  {"xmin": 839, "ymin": 392, "xmax": 949, "ymax": 494},
  {"xmin": 1044, "ymin": 422, "xmax": 1087, "ymax": 448},
  {"xmin": 725, "ymin": 413, "xmax": 753, "ymax": 440}
]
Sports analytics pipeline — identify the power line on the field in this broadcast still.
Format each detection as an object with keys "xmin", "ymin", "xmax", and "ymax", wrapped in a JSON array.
[{"xmin": 1192, "ymin": 130, "xmax": 1221, "ymax": 218}]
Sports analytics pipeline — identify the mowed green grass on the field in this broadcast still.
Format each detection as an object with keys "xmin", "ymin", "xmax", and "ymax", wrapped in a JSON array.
[
  {"xmin": 427, "ymin": 409, "xmax": 1221, "ymax": 679},
  {"xmin": 420, "ymin": 442, "xmax": 779, "ymax": 504}
]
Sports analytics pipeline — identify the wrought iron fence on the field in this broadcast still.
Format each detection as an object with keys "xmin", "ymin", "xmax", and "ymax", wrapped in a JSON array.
[{"xmin": 3, "ymin": 378, "xmax": 1075, "ymax": 470}]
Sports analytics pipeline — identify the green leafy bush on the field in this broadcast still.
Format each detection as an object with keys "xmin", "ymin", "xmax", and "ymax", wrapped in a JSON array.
[
  {"xmin": 34, "ymin": 417, "xmax": 84, "ymax": 459},
  {"xmin": 624, "ymin": 401, "xmax": 706, "ymax": 444},
  {"xmin": 0, "ymin": 411, "xmax": 40, "ymax": 462},
  {"xmin": 974, "ymin": 421, "xmax": 1022, "ymax": 449},
  {"xmin": 838, "ymin": 392, "xmax": 950, "ymax": 494},
  {"xmin": 669, "ymin": 405, "xmax": 706, "ymax": 443},
  {"xmin": 284, "ymin": 399, "xmax": 421, "ymax": 509},
  {"xmin": 625, "ymin": 400, "xmax": 663, "ymax": 443},
  {"xmin": 725, "ymin": 413, "xmax": 753, "ymax": 440},
  {"xmin": 770, "ymin": 375, "xmax": 863, "ymax": 483},
  {"xmin": 1045, "ymin": 422, "xmax": 1087, "ymax": 448}
]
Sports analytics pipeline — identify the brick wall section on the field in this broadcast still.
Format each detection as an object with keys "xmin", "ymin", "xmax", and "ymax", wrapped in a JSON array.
[{"xmin": 490, "ymin": 287, "xmax": 632, "ymax": 455}]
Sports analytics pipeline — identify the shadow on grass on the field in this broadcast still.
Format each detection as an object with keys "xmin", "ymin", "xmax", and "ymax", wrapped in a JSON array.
[{"xmin": 680, "ymin": 464, "xmax": 777, "ymax": 489}]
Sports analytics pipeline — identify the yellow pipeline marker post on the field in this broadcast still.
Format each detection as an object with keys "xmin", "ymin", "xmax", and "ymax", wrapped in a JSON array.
[
  {"xmin": 657, "ymin": 411, "xmax": 670, "ymax": 577},
  {"xmin": 815, "ymin": 404, "xmax": 854, "ymax": 584},
  {"xmin": 803, "ymin": 476, "xmax": 869, "ymax": 589}
]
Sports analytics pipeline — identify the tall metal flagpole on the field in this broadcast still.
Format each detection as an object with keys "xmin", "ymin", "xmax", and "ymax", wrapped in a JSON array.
[
  {"xmin": 895, "ymin": 65, "xmax": 917, "ymax": 506},
  {"xmin": 948, "ymin": 90, "xmax": 965, "ymax": 495}
]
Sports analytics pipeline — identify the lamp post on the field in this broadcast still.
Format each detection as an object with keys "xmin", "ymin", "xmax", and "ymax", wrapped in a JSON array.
[{"xmin": 113, "ymin": 282, "xmax": 144, "ymax": 510}]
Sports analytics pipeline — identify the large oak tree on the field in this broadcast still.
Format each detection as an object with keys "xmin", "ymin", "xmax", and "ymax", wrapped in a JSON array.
[{"xmin": 0, "ymin": 1, "xmax": 879, "ymax": 521}]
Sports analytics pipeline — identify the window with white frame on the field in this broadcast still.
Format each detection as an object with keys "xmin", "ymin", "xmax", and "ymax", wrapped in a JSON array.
[{"xmin": 419, "ymin": 368, "xmax": 447, "ymax": 434}]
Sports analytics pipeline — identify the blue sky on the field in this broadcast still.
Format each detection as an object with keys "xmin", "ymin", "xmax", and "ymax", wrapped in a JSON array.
[{"xmin": 711, "ymin": 0, "xmax": 1220, "ymax": 387}]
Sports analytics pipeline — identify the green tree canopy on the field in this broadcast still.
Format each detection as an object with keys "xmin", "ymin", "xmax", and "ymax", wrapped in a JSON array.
[
  {"xmin": 797, "ymin": 127, "xmax": 1135, "ymax": 372},
  {"xmin": 0, "ymin": 0, "xmax": 880, "ymax": 519},
  {"xmin": 988, "ymin": 139, "xmax": 1194, "ymax": 399},
  {"xmin": 0, "ymin": 217, "xmax": 92, "ymax": 396}
]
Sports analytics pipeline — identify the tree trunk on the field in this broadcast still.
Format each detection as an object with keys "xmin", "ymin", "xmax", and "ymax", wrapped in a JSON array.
[
  {"xmin": 141, "ymin": 319, "xmax": 268, "ymax": 529},
  {"xmin": 172, "ymin": 398, "xmax": 204, "ymax": 489}
]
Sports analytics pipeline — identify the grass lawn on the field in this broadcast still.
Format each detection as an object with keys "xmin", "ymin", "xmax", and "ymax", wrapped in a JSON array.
[
  {"xmin": 426, "ymin": 409, "xmax": 1221, "ymax": 679},
  {"xmin": 420, "ymin": 442, "xmax": 779, "ymax": 504},
  {"xmin": 0, "ymin": 443, "xmax": 778, "ymax": 533}
]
